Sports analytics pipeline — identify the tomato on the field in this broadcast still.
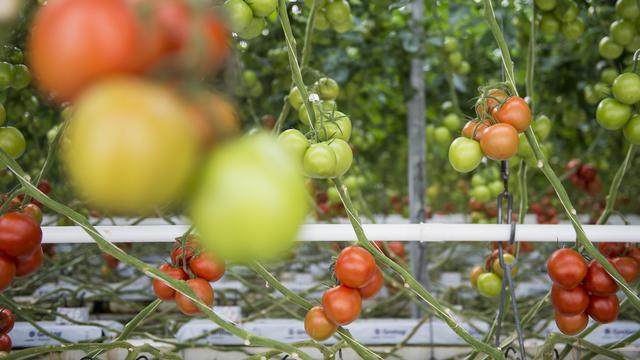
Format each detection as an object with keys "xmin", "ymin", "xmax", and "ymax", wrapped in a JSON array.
[
  {"xmin": 587, "ymin": 294, "xmax": 619, "ymax": 324},
  {"xmin": 314, "ymin": 10, "xmax": 330, "ymax": 30},
  {"xmin": 434, "ymin": 127, "xmax": 452, "ymax": 144},
  {"xmin": 443, "ymin": 37, "xmax": 458, "ymax": 51},
  {"xmin": 326, "ymin": 0, "xmax": 351, "ymax": 25},
  {"xmin": 477, "ymin": 272, "xmax": 502, "ymax": 297},
  {"xmin": 539, "ymin": 13, "xmax": 560, "ymax": 34},
  {"xmin": 610, "ymin": 19, "xmax": 636, "ymax": 46},
  {"xmin": 532, "ymin": 114, "xmax": 552, "ymax": 141},
  {"xmin": 322, "ymin": 285, "xmax": 361, "ymax": 326},
  {"xmin": 0, "ymin": 212, "xmax": 42, "ymax": 258},
  {"xmin": 461, "ymin": 120, "xmax": 489, "ymax": 140},
  {"xmin": 223, "ymin": 0, "xmax": 254, "ymax": 33},
  {"xmin": 15, "ymin": 246, "xmax": 43, "ymax": 277},
  {"xmin": 189, "ymin": 253, "xmax": 225, "ymax": 282},
  {"xmin": 11, "ymin": 65, "xmax": 30, "ymax": 90},
  {"xmin": 0, "ymin": 255, "xmax": 15, "ymax": 292},
  {"xmin": 278, "ymin": 129, "xmax": 310, "ymax": 163},
  {"xmin": 358, "ymin": 266, "xmax": 383, "ymax": 299},
  {"xmin": 627, "ymin": 34, "xmax": 640, "ymax": 52},
  {"xmin": 457, "ymin": 61, "xmax": 471, "ymax": 75},
  {"xmin": 553, "ymin": 1, "xmax": 577, "ymax": 22},
  {"xmin": 0, "ymin": 127, "xmax": 25, "ymax": 159},
  {"xmin": 471, "ymin": 185, "xmax": 491, "ymax": 202},
  {"xmin": 191, "ymin": 93, "xmax": 240, "ymax": 145},
  {"xmin": 28, "ymin": 0, "xmax": 142, "ymax": 101},
  {"xmin": 612, "ymin": 73, "xmax": 640, "ymax": 105},
  {"xmin": 288, "ymin": 87, "xmax": 303, "ymax": 110},
  {"xmin": 244, "ymin": 0, "xmax": 277, "ymax": 17},
  {"xmin": 316, "ymin": 111, "xmax": 352, "ymax": 141},
  {"xmin": 335, "ymin": 246, "xmax": 376, "ymax": 288},
  {"xmin": 152, "ymin": 264, "xmax": 189, "ymax": 300},
  {"xmin": 623, "ymin": 114, "xmax": 640, "ymax": 144},
  {"xmin": 597, "ymin": 242, "xmax": 625, "ymax": 257},
  {"xmin": 547, "ymin": 248, "xmax": 587, "ymax": 289},
  {"xmin": 448, "ymin": 137, "xmax": 482, "ymax": 173},
  {"xmin": 304, "ymin": 142, "xmax": 337, "ymax": 178},
  {"xmin": 0, "ymin": 334, "xmax": 10, "ymax": 352},
  {"xmin": 62, "ymin": 78, "xmax": 200, "ymax": 215},
  {"xmin": 583, "ymin": 260, "xmax": 618, "ymax": 296},
  {"xmin": 475, "ymin": 89, "xmax": 508, "ymax": 121},
  {"xmin": 0, "ymin": 63, "xmax": 12, "ymax": 90},
  {"xmin": 191, "ymin": 134, "xmax": 308, "ymax": 262},
  {"xmin": 329, "ymin": 139, "xmax": 353, "ymax": 177},
  {"xmin": 21, "ymin": 204, "xmax": 43, "ymax": 225},
  {"xmin": 0, "ymin": 309, "xmax": 15, "ymax": 335},
  {"xmin": 596, "ymin": 98, "xmax": 631, "ymax": 130},
  {"xmin": 611, "ymin": 256, "xmax": 639, "ymax": 283},
  {"xmin": 304, "ymin": 306, "xmax": 337, "ymax": 341},
  {"xmin": 469, "ymin": 265, "xmax": 484, "ymax": 288},
  {"xmin": 480, "ymin": 124, "xmax": 519, "ymax": 160},
  {"xmin": 175, "ymin": 278, "xmax": 214, "ymax": 315},
  {"xmin": 492, "ymin": 253, "xmax": 518, "ymax": 278},
  {"xmin": 171, "ymin": 238, "xmax": 197, "ymax": 266},
  {"xmin": 561, "ymin": 18, "xmax": 584, "ymax": 39},
  {"xmin": 598, "ymin": 37, "xmax": 624, "ymax": 60},
  {"xmin": 315, "ymin": 78, "xmax": 340, "ymax": 101},
  {"xmin": 554, "ymin": 312, "xmax": 588, "ymax": 336},
  {"xmin": 551, "ymin": 284, "xmax": 589, "ymax": 316},
  {"xmin": 491, "ymin": 97, "xmax": 530, "ymax": 132},
  {"xmin": 443, "ymin": 113, "xmax": 461, "ymax": 132},
  {"xmin": 601, "ymin": 69, "xmax": 619, "ymax": 86},
  {"xmin": 535, "ymin": 0, "xmax": 557, "ymax": 11},
  {"xmin": 628, "ymin": 246, "xmax": 640, "ymax": 264},
  {"xmin": 617, "ymin": 0, "xmax": 640, "ymax": 19},
  {"xmin": 448, "ymin": 52, "xmax": 463, "ymax": 68},
  {"xmin": 388, "ymin": 242, "xmax": 405, "ymax": 258},
  {"xmin": 298, "ymin": 104, "xmax": 320, "ymax": 126},
  {"xmin": 237, "ymin": 17, "xmax": 265, "ymax": 40}
]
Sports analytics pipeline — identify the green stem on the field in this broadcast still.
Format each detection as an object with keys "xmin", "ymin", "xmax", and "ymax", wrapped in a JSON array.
[{"xmin": 596, "ymin": 145, "xmax": 636, "ymax": 225}]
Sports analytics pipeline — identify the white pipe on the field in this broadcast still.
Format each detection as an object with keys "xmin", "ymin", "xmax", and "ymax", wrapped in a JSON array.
[{"xmin": 41, "ymin": 224, "xmax": 640, "ymax": 244}]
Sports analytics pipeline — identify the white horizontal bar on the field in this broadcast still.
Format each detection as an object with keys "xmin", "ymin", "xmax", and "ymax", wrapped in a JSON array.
[{"xmin": 41, "ymin": 224, "xmax": 640, "ymax": 244}]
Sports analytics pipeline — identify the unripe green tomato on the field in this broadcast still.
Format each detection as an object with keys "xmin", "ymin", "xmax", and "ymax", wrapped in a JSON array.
[
  {"xmin": 355, "ymin": 175, "xmax": 366, "ymax": 188},
  {"xmin": 448, "ymin": 52, "xmax": 463, "ymax": 68},
  {"xmin": 0, "ymin": 62, "xmax": 13, "ymax": 89},
  {"xmin": 303, "ymin": 142, "xmax": 337, "ymax": 178},
  {"xmin": 277, "ymin": 129, "xmax": 309, "ymax": 162},
  {"xmin": 457, "ymin": 61, "xmax": 471, "ymax": 75},
  {"xmin": 535, "ymin": 0, "xmax": 557, "ymax": 11},
  {"xmin": 434, "ymin": 126, "xmax": 451, "ymax": 145},
  {"xmin": 11, "ymin": 64, "xmax": 31, "ymax": 90},
  {"xmin": 289, "ymin": 87, "xmax": 304, "ymax": 110},
  {"xmin": 539, "ymin": 13, "xmax": 560, "ymax": 34},
  {"xmin": 477, "ymin": 272, "xmax": 502, "ymax": 297},
  {"xmin": 612, "ymin": 73, "xmax": 640, "ymax": 104},
  {"xmin": 561, "ymin": 18, "xmax": 584, "ymax": 39},
  {"xmin": 224, "ymin": 0, "xmax": 254, "ymax": 33},
  {"xmin": 314, "ymin": 10, "xmax": 330, "ymax": 31},
  {"xmin": 472, "ymin": 185, "xmax": 491, "ymax": 203},
  {"xmin": 584, "ymin": 85, "xmax": 599, "ymax": 105},
  {"xmin": 617, "ymin": 0, "xmax": 640, "ymax": 20},
  {"xmin": 488, "ymin": 180, "xmax": 503, "ymax": 198},
  {"xmin": 237, "ymin": 17, "xmax": 265, "ymax": 39},
  {"xmin": 599, "ymin": 36, "xmax": 624, "ymax": 59},
  {"xmin": 443, "ymin": 113, "xmax": 461, "ymax": 131},
  {"xmin": 610, "ymin": 19, "xmax": 636, "ymax": 46},
  {"xmin": 448, "ymin": 137, "xmax": 482, "ymax": 173},
  {"xmin": 315, "ymin": 77, "xmax": 340, "ymax": 100},
  {"xmin": 326, "ymin": 0, "xmax": 351, "ymax": 25},
  {"xmin": 426, "ymin": 184, "xmax": 440, "ymax": 200},
  {"xmin": 623, "ymin": 114, "xmax": 640, "ymax": 144},
  {"xmin": 248, "ymin": 82, "xmax": 263, "ymax": 98},
  {"xmin": 319, "ymin": 100, "xmax": 337, "ymax": 111},
  {"xmin": 470, "ymin": 173, "xmax": 486, "ymax": 187},
  {"xmin": 626, "ymin": 34, "xmax": 640, "ymax": 53},
  {"xmin": 328, "ymin": 138, "xmax": 353, "ymax": 177},
  {"xmin": 299, "ymin": 104, "xmax": 320, "ymax": 126},
  {"xmin": 443, "ymin": 36, "xmax": 458, "ymax": 52},
  {"xmin": 553, "ymin": 1, "xmax": 578, "ymax": 22},
  {"xmin": 344, "ymin": 175, "xmax": 358, "ymax": 189},
  {"xmin": 470, "ymin": 211, "xmax": 485, "ymax": 223},
  {"xmin": 332, "ymin": 15, "xmax": 354, "ymax": 33},
  {"xmin": 316, "ymin": 111, "xmax": 351, "ymax": 141},
  {"xmin": 492, "ymin": 253, "xmax": 518, "ymax": 277},
  {"xmin": 327, "ymin": 186, "xmax": 341, "ymax": 203},
  {"xmin": 244, "ymin": 0, "xmax": 277, "ymax": 17},
  {"xmin": 0, "ymin": 126, "xmax": 26, "ymax": 158},
  {"xmin": 596, "ymin": 98, "xmax": 632, "ymax": 130},
  {"xmin": 601, "ymin": 68, "xmax": 620, "ymax": 85},
  {"xmin": 594, "ymin": 82, "xmax": 611, "ymax": 98},
  {"xmin": 243, "ymin": 70, "xmax": 258, "ymax": 87}
]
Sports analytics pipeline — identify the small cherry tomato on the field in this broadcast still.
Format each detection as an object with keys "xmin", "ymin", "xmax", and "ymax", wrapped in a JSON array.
[
  {"xmin": 597, "ymin": 242, "xmax": 625, "ymax": 257},
  {"xmin": 15, "ymin": 246, "xmax": 43, "ymax": 277},
  {"xmin": 480, "ymin": 124, "xmax": 519, "ymax": 160},
  {"xmin": 0, "ymin": 308, "xmax": 14, "ymax": 335},
  {"xmin": 358, "ymin": 266, "xmax": 383, "ymax": 299},
  {"xmin": 583, "ymin": 260, "xmax": 618, "ymax": 296},
  {"xmin": 0, "ymin": 255, "xmax": 15, "ymax": 292},
  {"xmin": 491, "ymin": 96, "xmax": 531, "ymax": 132},
  {"xmin": 0, "ymin": 334, "xmax": 10, "ymax": 352},
  {"xmin": 175, "ymin": 278, "xmax": 214, "ymax": 315},
  {"xmin": 304, "ymin": 306, "xmax": 337, "ymax": 341},
  {"xmin": 551, "ymin": 284, "xmax": 589, "ymax": 316},
  {"xmin": 322, "ymin": 285, "xmax": 362, "ymax": 326},
  {"xmin": 189, "ymin": 252, "xmax": 225, "ymax": 282},
  {"xmin": 547, "ymin": 248, "xmax": 587, "ymax": 289},
  {"xmin": 587, "ymin": 294, "xmax": 619, "ymax": 324},
  {"xmin": 554, "ymin": 311, "xmax": 588, "ymax": 336},
  {"xmin": 152, "ymin": 263, "xmax": 188, "ymax": 300},
  {"xmin": 611, "ymin": 256, "xmax": 639, "ymax": 283},
  {"xmin": 477, "ymin": 272, "xmax": 502, "ymax": 297},
  {"xmin": 335, "ymin": 246, "xmax": 376, "ymax": 289},
  {"xmin": 0, "ymin": 212, "xmax": 42, "ymax": 258}
]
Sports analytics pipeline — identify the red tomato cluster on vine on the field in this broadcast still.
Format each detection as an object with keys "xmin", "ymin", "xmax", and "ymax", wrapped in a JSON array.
[
  {"xmin": 530, "ymin": 195, "xmax": 559, "ymax": 224},
  {"xmin": 304, "ymin": 246, "xmax": 383, "ymax": 341},
  {"xmin": 565, "ymin": 159, "xmax": 603, "ymax": 196},
  {"xmin": 153, "ymin": 236, "xmax": 225, "ymax": 316},
  {"xmin": 547, "ymin": 246, "xmax": 639, "ymax": 335},
  {"xmin": 0, "ymin": 308, "xmax": 14, "ymax": 353},
  {"xmin": 0, "ymin": 211, "xmax": 44, "ymax": 293}
]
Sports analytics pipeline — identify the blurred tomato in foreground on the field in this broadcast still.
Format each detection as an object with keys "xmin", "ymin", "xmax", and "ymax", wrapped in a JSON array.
[
  {"xmin": 191, "ymin": 133, "xmax": 308, "ymax": 262},
  {"xmin": 62, "ymin": 77, "xmax": 200, "ymax": 215}
]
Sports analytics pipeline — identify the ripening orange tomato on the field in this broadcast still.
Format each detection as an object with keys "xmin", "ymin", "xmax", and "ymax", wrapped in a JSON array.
[
  {"xmin": 475, "ymin": 88, "xmax": 508, "ymax": 121},
  {"xmin": 461, "ymin": 120, "xmax": 490, "ymax": 140},
  {"xmin": 479, "ymin": 123, "xmax": 519, "ymax": 160},
  {"xmin": 491, "ymin": 96, "xmax": 531, "ymax": 132}
]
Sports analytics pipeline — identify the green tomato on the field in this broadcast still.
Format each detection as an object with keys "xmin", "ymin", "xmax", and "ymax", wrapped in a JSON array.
[
  {"xmin": 539, "ymin": 13, "xmax": 560, "ymax": 34},
  {"xmin": 483, "ymin": 166, "xmax": 500, "ymax": 181},
  {"xmin": 0, "ymin": 62, "xmax": 13, "ymax": 90},
  {"xmin": 553, "ymin": 1, "xmax": 578, "ymax": 22},
  {"xmin": 561, "ymin": 18, "xmax": 584, "ymax": 39},
  {"xmin": 623, "ymin": 114, "xmax": 640, "ymax": 144},
  {"xmin": 327, "ymin": 186, "xmax": 341, "ymax": 203},
  {"xmin": 477, "ymin": 272, "xmax": 502, "ymax": 297},
  {"xmin": 426, "ymin": 184, "xmax": 440, "ymax": 200},
  {"xmin": 344, "ymin": 175, "xmax": 358, "ymax": 189},
  {"xmin": 243, "ymin": 70, "xmax": 258, "ymax": 87},
  {"xmin": 332, "ymin": 15, "xmax": 354, "ymax": 33},
  {"xmin": 443, "ymin": 36, "xmax": 458, "ymax": 52},
  {"xmin": 288, "ymin": 87, "xmax": 303, "ymax": 110},
  {"xmin": 472, "ymin": 185, "xmax": 491, "ymax": 203},
  {"xmin": 0, "ymin": 127, "xmax": 26, "ymax": 159},
  {"xmin": 448, "ymin": 52, "xmax": 463, "ymax": 68},
  {"xmin": 434, "ymin": 126, "xmax": 451, "ymax": 145},
  {"xmin": 599, "ymin": 36, "xmax": 624, "ymax": 59},
  {"xmin": 316, "ymin": 111, "xmax": 351, "ymax": 141},
  {"xmin": 535, "ymin": 0, "xmax": 557, "ymax": 11},
  {"xmin": 584, "ymin": 85, "xmax": 599, "ymax": 105},
  {"xmin": 0, "ymin": 104, "xmax": 5, "ymax": 126},
  {"xmin": 328, "ymin": 139, "xmax": 353, "ymax": 177},
  {"xmin": 326, "ymin": 0, "xmax": 351, "ymax": 25},
  {"xmin": 517, "ymin": 133, "xmax": 534, "ymax": 158},
  {"xmin": 492, "ymin": 253, "xmax": 518, "ymax": 277},
  {"xmin": 532, "ymin": 115, "xmax": 552, "ymax": 141},
  {"xmin": 319, "ymin": 100, "xmax": 337, "ymax": 111},
  {"xmin": 612, "ymin": 73, "xmax": 640, "ymax": 104},
  {"xmin": 443, "ymin": 113, "xmax": 461, "ymax": 131},
  {"xmin": 626, "ymin": 34, "xmax": 640, "ymax": 53},
  {"xmin": 315, "ymin": 77, "xmax": 340, "ymax": 100},
  {"xmin": 191, "ymin": 133, "xmax": 308, "ymax": 262},
  {"xmin": 277, "ymin": 129, "xmax": 309, "ymax": 162},
  {"xmin": 355, "ymin": 175, "xmax": 366, "ymax": 188},
  {"xmin": 224, "ymin": 0, "xmax": 254, "ymax": 33},
  {"xmin": 617, "ymin": 0, "xmax": 640, "ymax": 19},
  {"xmin": 488, "ymin": 180, "xmax": 503, "ymax": 198},
  {"xmin": 601, "ymin": 68, "xmax": 620, "ymax": 85},
  {"xmin": 11, "ymin": 64, "xmax": 30, "ymax": 90},
  {"xmin": 457, "ymin": 61, "xmax": 471, "ymax": 75},
  {"xmin": 596, "ymin": 98, "xmax": 632, "ymax": 130},
  {"xmin": 244, "ymin": 0, "xmax": 277, "ymax": 17},
  {"xmin": 610, "ymin": 19, "xmax": 636, "ymax": 46},
  {"xmin": 314, "ymin": 10, "xmax": 330, "ymax": 30},
  {"xmin": 299, "ymin": 104, "xmax": 320, "ymax": 126},
  {"xmin": 248, "ymin": 82, "xmax": 263, "ymax": 98},
  {"xmin": 237, "ymin": 17, "xmax": 265, "ymax": 39},
  {"xmin": 303, "ymin": 142, "xmax": 337, "ymax": 178},
  {"xmin": 470, "ymin": 173, "xmax": 486, "ymax": 187},
  {"xmin": 448, "ymin": 137, "xmax": 482, "ymax": 173},
  {"xmin": 594, "ymin": 82, "xmax": 611, "ymax": 98}
]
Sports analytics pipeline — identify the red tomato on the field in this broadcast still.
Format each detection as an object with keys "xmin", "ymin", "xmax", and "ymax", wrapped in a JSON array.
[
  {"xmin": 547, "ymin": 248, "xmax": 587, "ymax": 289},
  {"xmin": 587, "ymin": 294, "xmax": 619, "ymax": 323},
  {"xmin": 152, "ymin": 263, "xmax": 188, "ymax": 300},
  {"xmin": 583, "ymin": 260, "xmax": 618, "ymax": 296},
  {"xmin": 21, "ymin": 204, "xmax": 43, "ymax": 225},
  {"xmin": 0, "ymin": 255, "xmax": 14, "ymax": 292},
  {"xmin": 627, "ymin": 246, "xmax": 640, "ymax": 264},
  {"xmin": 15, "ymin": 246, "xmax": 43, "ymax": 277},
  {"xmin": 304, "ymin": 306, "xmax": 337, "ymax": 341},
  {"xmin": 491, "ymin": 96, "xmax": 531, "ymax": 132},
  {"xmin": 0, "ymin": 309, "xmax": 14, "ymax": 336},
  {"xmin": 28, "ymin": 0, "xmax": 142, "ymax": 101},
  {"xmin": 597, "ymin": 242, "xmax": 626, "ymax": 257},
  {"xmin": 175, "ymin": 278, "xmax": 214, "ymax": 315},
  {"xmin": 469, "ymin": 265, "xmax": 484, "ymax": 288},
  {"xmin": 335, "ymin": 246, "xmax": 376, "ymax": 289},
  {"xmin": 388, "ymin": 242, "xmax": 406, "ymax": 258},
  {"xmin": 322, "ymin": 285, "xmax": 362, "ymax": 326},
  {"xmin": 611, "ymin": 256, "xmax": 639, "ymax": 283},
  {"xmin": 551, "ymin": 284, "xmax": 589, "ymax": 316},
  {"xmin": 479, "ymin": 124, "xmax": 519, "ymax": 160},
  {"xmin": 554, "ymin": 311, "xmax": 588, "ymax": 336},
  {"xmin": 0, "ymin": 334, "xmax": 10, "ymax": 352},
  {"xmin": 475, "ymin": 89, "xmax": 508, "ymax": 121},
  {"xmin": 189, "ymin": 252, "xmax": 225, "ymax": 282},
  {"xmin": 0, "ymin": 212, "xmax": 42, "ymax": 258},
  {"xmin": 358, "ymin": 266, "xmax": 384, "ymax": 299},
  {"xmin": 171, "ymin": 238, "xmax": 197, "ymax": 266}
]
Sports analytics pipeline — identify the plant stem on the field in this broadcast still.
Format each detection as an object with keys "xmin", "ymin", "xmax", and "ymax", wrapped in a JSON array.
[{"xmin": 596, "ymin": 145, "xmax": 636, "ymax": 225}]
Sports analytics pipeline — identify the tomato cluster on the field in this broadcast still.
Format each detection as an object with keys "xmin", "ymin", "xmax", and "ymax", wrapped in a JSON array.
[
  {"xmin": 565, "ymin": 159, "xmax": 602, "ymax": 195},
  {"xmin": 224, "ymin": 0, "xmax": 277, "ymax": 39},
  {"xmin": 535, "ymin": 0, "xmax": 584, "ymax": 39},
  {"xmin": 309, "ymin": 0, "xmax": 354, "ymax": 34},
  {"xmin": 304, "ymin": 245, "xmax": 383, "ymax": 341},
  {"xmin": 278, "ymin": 77, "xmax": 354, "ymax": 179},
  {"xmin": 153, "ymin": 237, "xmax": 225, "ymax": 316},
  {"xmin": 530, "ymin": 195, "xmax": 559, "ymax": 224},
  {"xmin": 547, "ymin": 246, "xmax": 639, "ymax": 335},
  {"xmin": 469, "ymin": 247, "xmax": 518, "ymax": 298},
  {"xmin": 449, "ymin": 87, "xmax": 531, "ymax": 173},
  {"xmin": 466, "ymin": 167, "xmax": 503, "ymax": 224},
  {"xmin": 596, "ymin": 70, "xmax": 640, "ymax": 143},
  {"xmin": 584, "ymin": 67, "xmax": 616, "ymax": 106},
  {"xmin": 0, "ymin": 211, "xmax": 44, "ymax": 293},
  {"xmin": 597, "ymin": 0, "xmax": 640, "ymax": 61},
  {"xmin": 426, "ymin": 101, "xmax": 462, "ymax": 148},
  {"xmin": 441, "ymin": 37, "xmax": 470, "ymax": 75},
  {"xmin": 0, "ymin": 308, "xmax": 14, "ymax": 354}
]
